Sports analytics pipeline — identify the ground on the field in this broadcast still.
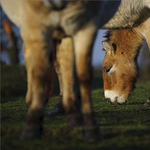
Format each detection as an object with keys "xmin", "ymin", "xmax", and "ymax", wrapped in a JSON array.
[{"xmin": 1, "ymin": 65, "xmax": 150, "ymax": 150}]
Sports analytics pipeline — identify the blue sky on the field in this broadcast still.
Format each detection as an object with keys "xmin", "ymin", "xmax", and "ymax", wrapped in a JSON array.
[
  {"xmin": 1, "ymin": 28, "xmax": 107, "ymax": 67},
  {"xmin": 1, "ymin": 28, "xmax": 149, "ymax": 68},
  {"xmin": 92, "ymin": 30, "xmax": 106, "ymax": 68}
]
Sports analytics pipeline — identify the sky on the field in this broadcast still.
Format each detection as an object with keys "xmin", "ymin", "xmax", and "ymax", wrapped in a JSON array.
[
  {"xmin": 1, "ymin": 27, "xmax": 149, "ymax": 68},
  {"xmin": 92, "ymin": 30, "xmax": 106, "ymax": 68}
]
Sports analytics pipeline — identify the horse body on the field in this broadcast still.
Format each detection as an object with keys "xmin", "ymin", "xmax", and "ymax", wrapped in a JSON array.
[
  {"xmin": 102, "ymin": 17, "xmax": 150, "ymax": 104},
  {"xmin": 1, "ymin": 0, "xmax": 119, "ymax": 35}
]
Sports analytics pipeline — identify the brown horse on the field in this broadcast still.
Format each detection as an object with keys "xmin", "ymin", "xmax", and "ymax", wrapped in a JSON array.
[
  {"xmin": 1, "ymin": 0, "xmax": 122, "ymax": 140},
  {"xmin": 102, "ymin": 18, "xmax": 150, "ymax": 105},
  {"xmin": 1, "ymin": 0, "xmax": 150, "ymax": 141},
  {"xmin": 49, "ymin": 0, "xmax": 150, "ymax": 115}
]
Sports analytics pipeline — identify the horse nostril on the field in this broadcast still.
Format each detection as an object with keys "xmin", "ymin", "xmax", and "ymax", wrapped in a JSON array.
[
  {"xmin": 105, "ymin": 98, "xmax": 110, "ymax": 102},
  {"xmin": 105, "ymin": 98, "xmax": 113, "ymax": 104}
]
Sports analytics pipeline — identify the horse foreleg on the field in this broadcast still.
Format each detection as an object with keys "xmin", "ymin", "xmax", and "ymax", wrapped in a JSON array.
[
  {"xmin": 73, "ymin": 24, "xmax": 101, "ymax": 140},
  {"xmin": 21, "ymin": 28, "xmax": 52, "ymax": 139}
]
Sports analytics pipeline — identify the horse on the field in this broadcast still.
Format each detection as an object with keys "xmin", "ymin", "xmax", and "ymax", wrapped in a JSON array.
[
  {"xmin": 49, "ymin": 0, "xmax": 150, "ymax": 115},
  {"xmin": 102, "ymin": 17, "xmax": 150, "ymax": 105},
  {"xmin": 1, "ymin": 0, "xmax": 150, "ymax": 141},
  {"xmin": 1, "ymin": 0, "xmax": 121, "ymax": 140}
]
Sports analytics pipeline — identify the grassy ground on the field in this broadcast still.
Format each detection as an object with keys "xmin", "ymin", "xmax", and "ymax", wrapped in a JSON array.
[{"xmin": 1, "ymin": 65, "xmax": 150, "ymax": 150}]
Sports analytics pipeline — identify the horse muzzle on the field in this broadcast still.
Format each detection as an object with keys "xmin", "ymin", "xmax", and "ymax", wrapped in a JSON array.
[
  {"xmin": 105, "ymin": 97, "xmax": 127, "ymax": 105},
  {"xmin": 104, "ymin": 90, "xmax": 127, "ymax": 105}
]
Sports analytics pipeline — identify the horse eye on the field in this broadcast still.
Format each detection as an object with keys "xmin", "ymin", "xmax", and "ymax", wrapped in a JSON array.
[
  {"xmin": 112, "ymin": 43, "xmax": 117, "ymax": 52},
  {"xmin": 104, "ymin": 67, "xmax": 112, "ymax": 73}
]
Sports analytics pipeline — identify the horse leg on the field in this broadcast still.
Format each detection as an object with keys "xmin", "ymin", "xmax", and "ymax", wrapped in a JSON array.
[
  {"xmin": 139, "ymin": 18, "xmax": 150, "ymax": 106},
  {"xmin": 45, "ymin": 50, "xmax": 55, "ymax": 102},
  {"xmin": 23, "ymin": 50, "xmax": 33, "ymax": 108},
  {"xmin": 49, "ymin": 41, "xmax": 65, "ymax": 115},
  {"xmin": 144, "ymin": 22, "xmax": 150, "ymax": 50},
  {"xmin": 21, "ymin": 27, "xmax": 52, "ymax": 139},
  {"xmin": 73, "ymin": 24, "xmax": 101, "ymax": 140},
  {"xmin": 145, "ymin": 35, "xmax": 150, "ymax": 107},
  {"xmin": 57, "ymin": 37, "xmax": 81, "ymax": 126},
  {"xmin": 143, "ymin": 33, "xmax": 150, "ymax": 107}
]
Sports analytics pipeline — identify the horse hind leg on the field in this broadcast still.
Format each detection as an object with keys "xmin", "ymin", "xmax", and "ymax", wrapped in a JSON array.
[
  {"xmin": 21, "ymin": 28, "xmax": 52, "ymax": 139},
  {"xmin": 73, "ymin": 24, "xmax": 101, "ymax": 140},
  {"xmin": 49, "ymin": 41, "xmax": 65, "ymax": 115},
  {"xmin": 141, "ymin": 18, "xmax": 150, "ymax": 106},
  {"xmin": 58, "ymin": 37, "xmax": 81, "ymax": 126},
  {"xmin": 23, "ymin": 44, "xmax": 33, "ymax": 108},
  {"xmin": 143, "ymin": 33, "xmax": 150, "ymax": 107}
]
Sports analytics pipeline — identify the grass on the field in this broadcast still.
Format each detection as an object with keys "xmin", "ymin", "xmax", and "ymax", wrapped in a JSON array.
[{"xmin": 1, "ymin": 65, "xmax": 150, "ymax": 150}]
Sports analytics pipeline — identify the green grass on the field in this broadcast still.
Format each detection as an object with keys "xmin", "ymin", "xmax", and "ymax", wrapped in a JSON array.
[{"xmin": 1, "ymin": 65, "xmax": 150, "ymax": 150}]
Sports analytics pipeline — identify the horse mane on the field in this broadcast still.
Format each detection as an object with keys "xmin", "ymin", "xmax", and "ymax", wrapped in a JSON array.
[{"xmin": 103, "ymin": 30, "xmax": 113, "ymax": 41}]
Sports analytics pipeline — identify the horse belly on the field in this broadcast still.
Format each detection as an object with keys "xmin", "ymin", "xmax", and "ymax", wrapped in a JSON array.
[{"xmin": 60, "ymin": 1, "xmax": 102, "ymax": 35}]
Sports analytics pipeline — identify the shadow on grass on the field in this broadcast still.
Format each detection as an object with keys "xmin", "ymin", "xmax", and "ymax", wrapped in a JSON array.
[
  {"xmin": 1, "ymin": 65, "xmax": 27, "ymax": 103},
  {"xmin": 1, "ymin": 65, "xmax": 104, "ymax": 103},
  {"xmin": 124, "ymin": 128, "xmax": 150, "ymax": 136}
]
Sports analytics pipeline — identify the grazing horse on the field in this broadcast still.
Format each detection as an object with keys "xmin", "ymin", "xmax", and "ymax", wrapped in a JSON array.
[
  {"xmin": 49, "ymin": 0, "xmax": 150, "ymax": 115},
  {"xmin": 1, "ymin": 0, "xmax": 121, "ymax": 140},
  {"xmin": 102, "ymin": 17, "xmax": 150, "ymax": 105}
]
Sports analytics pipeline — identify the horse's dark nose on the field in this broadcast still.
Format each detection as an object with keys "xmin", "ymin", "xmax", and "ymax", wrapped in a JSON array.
[{"xmin": 105, "ymin": 98, "xmax": 113, "ymax": 104}]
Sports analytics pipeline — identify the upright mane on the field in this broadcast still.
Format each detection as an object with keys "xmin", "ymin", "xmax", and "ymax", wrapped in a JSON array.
[{"xmin": 103, "ymin": 30, "xmax": 113, "ymax": 41}]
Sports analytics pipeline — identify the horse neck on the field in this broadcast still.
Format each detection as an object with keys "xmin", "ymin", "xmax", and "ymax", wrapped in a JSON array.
[{"xmin": 110, "ymin": 29, "xmax": 145, "ymax": 62}]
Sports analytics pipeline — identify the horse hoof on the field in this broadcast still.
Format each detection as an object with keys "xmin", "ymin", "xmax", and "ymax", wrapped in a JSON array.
[
  {"xmin": 83, "ymin": 126, "xmax": 102, "ymax": 141},
  {"xmin": 67, "ymin": 114, "xmax": 82, "ymax": 127},
  {"xmin": 49, "ymin": 106, "xmax": 65, "ymax": 116},
  {"xmin": 21, "ymin": 125, "xmax": 42, "ymax": 139},
  {"xmin": 143, "ymin": 102, "xmax": 150, "ymax": 107},
  {"xmin": 143, "ymin": 98, "xmax": 150, "ymax": 107},
  {"xmin": 49, "ymin": 100, "xmax": 65, "ymax": 116}
]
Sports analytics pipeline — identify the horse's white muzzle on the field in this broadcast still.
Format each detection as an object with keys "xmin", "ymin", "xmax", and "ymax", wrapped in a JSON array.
[{"xmin": 104, "ymin": 90, "xmax": 127, "ymax": 104}]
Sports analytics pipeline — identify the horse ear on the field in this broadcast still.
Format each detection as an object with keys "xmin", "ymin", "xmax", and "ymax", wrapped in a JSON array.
[{"xmin": 102, "ymin": 41, "xmax": 114, "ymax": 55}]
